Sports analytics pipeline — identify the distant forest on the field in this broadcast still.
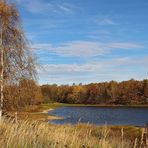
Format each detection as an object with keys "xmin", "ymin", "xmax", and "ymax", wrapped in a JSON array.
[
  {"xmin": 4, "ymin": 79, "xmax": 148, "ymax": 111},
  {"xmin": 41, "ymin": 79, "xmax": 148, "ymax": 105}
]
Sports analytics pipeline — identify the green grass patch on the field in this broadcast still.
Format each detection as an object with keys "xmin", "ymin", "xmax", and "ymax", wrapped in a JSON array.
[{"xmin": 40, "ymin": 103, "xmax": 148, "ymax": 110}]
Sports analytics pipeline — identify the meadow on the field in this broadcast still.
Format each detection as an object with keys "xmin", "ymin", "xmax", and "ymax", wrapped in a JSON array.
[{"xmin": 0, "ymin": 116, "xmax": 147, "ymax": 148}]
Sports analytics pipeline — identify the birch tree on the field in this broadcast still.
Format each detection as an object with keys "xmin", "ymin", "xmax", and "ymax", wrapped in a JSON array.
[{"xmin": 0, "ymin": 1, "xmax": 36, "ymax": 119}]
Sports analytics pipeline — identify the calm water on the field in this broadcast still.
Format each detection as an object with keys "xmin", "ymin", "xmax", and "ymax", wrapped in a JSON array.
[{"xmin": 48, "ymin": 106, "xmax": 148, "ymax": 126}]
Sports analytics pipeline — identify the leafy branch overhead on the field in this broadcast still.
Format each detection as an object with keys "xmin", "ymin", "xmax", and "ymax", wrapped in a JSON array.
[
  {"xmin": 0, "ymin": 1, "xmax": 39, "ymax": 113},
  {"xmin": 0, "ymin": 1, "xmax": 36, "ymax": 84}
]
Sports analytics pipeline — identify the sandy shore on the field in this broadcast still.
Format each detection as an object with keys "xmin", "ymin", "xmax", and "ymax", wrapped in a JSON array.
[
  {"xmin": 41, "ymin": 109, "xmax": 54, "ymax": 114},
  {"xmin": 41, "ymin": 108, "xmax": 63, "ymax": 120}
]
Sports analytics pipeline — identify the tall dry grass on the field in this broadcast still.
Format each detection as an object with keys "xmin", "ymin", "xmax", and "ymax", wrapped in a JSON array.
[{"xmin": 0, "ymin": 118, "xmax": 147, "ymax": 148}]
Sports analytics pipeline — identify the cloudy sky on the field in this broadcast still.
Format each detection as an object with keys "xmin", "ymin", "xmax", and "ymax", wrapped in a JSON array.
[{"xmin": 13, "ymin": 0, "xmax": 148, "ymax": 84}]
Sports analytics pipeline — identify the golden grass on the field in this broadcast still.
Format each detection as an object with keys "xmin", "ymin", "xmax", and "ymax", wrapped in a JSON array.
[{"xmin": 0, "ymin": 118, "xmax": 147, "ymax": 148}]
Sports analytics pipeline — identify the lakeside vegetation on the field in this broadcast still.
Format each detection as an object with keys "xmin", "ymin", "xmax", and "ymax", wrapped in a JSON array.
[
  {"xmin": 1, "ymin": 103, "xmax": 147, "ymax": 148},
  {"xmin": 0, "ymin": 118, "xmax": 147, "ymax": 148},
  {"xmin": 41, "ymin": 103, "xmax": 148, "ymax": 109}
]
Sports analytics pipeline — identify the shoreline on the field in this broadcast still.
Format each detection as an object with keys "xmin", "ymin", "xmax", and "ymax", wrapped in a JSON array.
[
  {"xmin": 9, "ymin": 103, "xmax": 148, "ymax": 123},
  {"xmin": 41, "ymin": 109, "xmax": 54, "ymax": 114},
  {"xmin": 39, "ymin": 103, "xmax": 148, "ymax": 125},
  {"xmin": 41, "ymin": 103, "xmax": 148, "ymax": 109},
  {"xmin": 41, "ymin": 108, "xmax": 63, "ymax": 120}
]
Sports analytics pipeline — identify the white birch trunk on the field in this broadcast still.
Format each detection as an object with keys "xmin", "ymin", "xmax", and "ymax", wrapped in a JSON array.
[{"xmin": 0, "ymin": 23, "xmax": 4, "ymax": 121}]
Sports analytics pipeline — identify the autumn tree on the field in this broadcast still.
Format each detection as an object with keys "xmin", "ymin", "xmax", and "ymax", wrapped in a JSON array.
[
  {"xmin": 143, "ymin": 79, "xmax": 148, "ymax": 103},
  {"xmin": 107, "ymin": 81, "xmax": 118, "ymax": 103},
  {"xmin": 0, "ymin": 1, "xmax": 36, "ymax": 119},
  {"xmin": 67, "ymin": 85, "xmax": 86, "ymax": 103},
  {"xmin": 40, "ymin": 79, "xmax": 148, "ymax": 105},
  {"xmin": 19, "ymin": 79, "xmax": 43, "ymax": 105}
]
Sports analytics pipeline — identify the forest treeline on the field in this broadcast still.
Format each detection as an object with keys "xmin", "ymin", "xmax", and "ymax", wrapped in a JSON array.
[
  {"xmin": 41, "ymin": 79, "xmax": 148, "ymax": 105},
  {"xmin": 4, "ymin": 79, "xmax": 148, "ymax": 111}
]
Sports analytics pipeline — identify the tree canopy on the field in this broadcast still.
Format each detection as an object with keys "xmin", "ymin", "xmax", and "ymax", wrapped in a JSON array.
[
  {"xmin": 41, "ymin": 79, "xmax": 148, "ymax": 105},
  {"xmin": 0, "ymin": 1, "xmax": 37, "ymax": 112},
  {"xmin": 0, "ymin": 1, "xmax": 36, "ymax": 84}
]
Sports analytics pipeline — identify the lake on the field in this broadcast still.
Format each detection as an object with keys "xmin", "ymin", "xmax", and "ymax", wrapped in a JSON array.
[{"xmin": 48, "ymin": 106, "xmax": 148, "ymax": 126}]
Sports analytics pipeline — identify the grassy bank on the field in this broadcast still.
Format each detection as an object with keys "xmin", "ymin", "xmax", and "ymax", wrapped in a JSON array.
[
  {"xmin": 0, "ymin": 118, "xmax": 147, "ymax": 148},
  {"xmin": 7, "ymin": 104, "xmax": 62, "ymax": 121},
  {"xmin": 40, "ymin": 102, "xmax": 148, "ymax": 110},
  {"xmin": 3, "ymin": 103, "xmax": 148, "ymax": 147}
]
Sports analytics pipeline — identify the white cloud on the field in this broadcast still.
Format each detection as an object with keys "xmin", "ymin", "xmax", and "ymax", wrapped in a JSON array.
[
  {"xmin": 16, "ymin": 0, "xmax": 78, "ymax": 15},
  {"xmin": 32, "ymin": 41, "xmax": 144, "ymax": 57},
  {"xmin": 37, "ymin": 57, "xmax": 147, "ymax": 84},
  {"xmin": 37, "ymin": 57, "xmax": 135, "ymax": 74},
  {"xmin": 109, "ymin": 43, "xmax": 143, "ymax": 49},
  {"xmin": 96, "ymin": 19, "xmax": 116, "ymax": 25}
]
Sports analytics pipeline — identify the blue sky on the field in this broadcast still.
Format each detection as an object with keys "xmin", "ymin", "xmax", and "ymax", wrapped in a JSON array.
[{"xmin": 13, "ymin": 0, "xmax": 148, "ymax": 84}]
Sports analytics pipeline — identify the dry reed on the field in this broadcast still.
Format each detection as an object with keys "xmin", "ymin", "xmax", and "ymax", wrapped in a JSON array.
[{"xmin": 0, "ymin": 117, "xmax": 146, "ymax": 148}]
